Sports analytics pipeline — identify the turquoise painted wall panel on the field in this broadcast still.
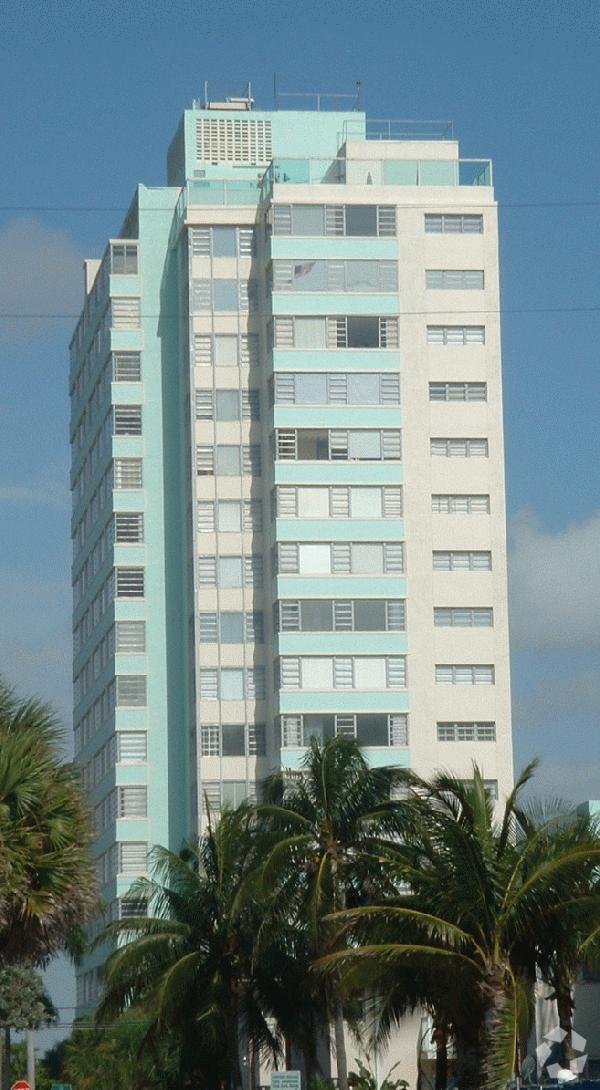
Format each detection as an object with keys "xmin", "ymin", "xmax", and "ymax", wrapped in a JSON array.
[
  {"xmin": 111, "ymin": 381, "xmax": 145, "ymax": 401},
  {"xmin": 114, "ymin": 601, "xmax": 146, "ymax": 621},
  {"xmin": 273, "ymin": 463, "xmax": 403, "ymax": 485},
  {"xmin": 110, "ymin": 274, "xmax": 141, "ymax": 295},
  {"xmin": 272, "ymin": 350, "xmax": 401, "ymax": 372},
  {"xmin": 113, "ymin": 545, "xmax": 145, "ymax": 565},
  {"xmin": 270, "ymin": 238, "xmax": 398, "ymax": 260},
  {"xmin": 115, "ymin": 765, "xmax": 148, "ymax": 786},
  {"xmin": 275, "ymin": 576, "xmax": 406, "ymax": 598},
  {"xmin": 276, "ymin": 633, "xmax": 408, "ymax": 655},
  {"xmin": 114, "ymin": 653, "xmax": 149, "ymax": 672},
  {"xmin": 113, "ymin": 492, "xmax": 146, "ymax": 511},
  {"xmin": 115, "ymin": 817, "xmax": 150, "ymax": 841},
  {"xmin": 274, "ymin": 519, "xmax": 405, "ymax": 542},
  {"xmin": 278, "ymin": 692, "xmax": 410, "ymax": 714},
  {"xmin": 110, "ymin": 330, "xmax": 143, "ymax": 351},
  {"xmin": 272, "ymin": 294, "xmax": 400, "ymax": 316},
  {"xmin": 273, "ymin": 407, "xmax": 402, "ymax": 428},
  {"xmin": 113, "ymin": 708, "xmax": 147, "ymax": 729}
]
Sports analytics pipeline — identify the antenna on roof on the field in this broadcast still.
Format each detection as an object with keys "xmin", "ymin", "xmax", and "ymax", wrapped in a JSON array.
[{"xmin": 355, "ymin": 80, "xmax": 363, "ymax": 110}]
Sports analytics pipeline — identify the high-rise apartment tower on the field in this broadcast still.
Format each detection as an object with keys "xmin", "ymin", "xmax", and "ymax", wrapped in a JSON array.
[{"xmin": 70, "ymin": 94, "xmax": 513, "ymax": 1009}]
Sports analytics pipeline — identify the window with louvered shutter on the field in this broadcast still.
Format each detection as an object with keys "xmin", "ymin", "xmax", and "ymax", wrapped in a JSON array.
[
  {"xmin": 280, "ymin": 602, "xmax": 300, "ymax": 631},
  {"xmin": 114, "ymin": 405, "xmax": 142, "ymax": 436},
  {"xmin": 120, "ymin": 842, "xmax": 148, "ymax": 873},
  {"xmin": 243, "ymin": 500, "xmax": 262, "ymax": 531},
  {"xmin": 242, "ymin": 445, "xmax": 261, "ymax": 475},
  {"xmin": 330, "ymin": 430, "xmax": 348, "ymax": 460},
  {"xmin": 386, "ymin": 601, "xmax": 406, "ymax": 631},
  {"xmin": 276, "ymin": 430, "xmax": 297, "ymax": 459},
  {"xmin": 280, "ymin": 658, "xmax": 300, "ymax": 688},
  {"xmin": 192, "ymin": 280, "xmax": 212, "ymax": 310},
  {"xmin": 197, "ymin": 503, "xmax": 216, "ymax": 532},
  {"xmin": 426, "ymin": 270, "xmax": 485, "ymax": 290},
  {"xmin": 277, "ymin": 543, "xmax": 298, "ymax": 573},
  {"xmin": 332, "ymin": 601, "xmax": 352, "ymax": 631},
  {"xmin": 112, "ymin": 352, "xmax": 141, "ymax": 381},
  {"xmin": 273, "ymin": 205, "xmax": 292, "ymax": 235},
  {"xmin": 111, "ymin": 297, "xmax": 140, "ymax": 329},
  {"xmin": 116, "ymin": 568, "xmax": 144, "ymax": 598},
  {"xmin": 386, "ymin": 657, "xmax": 406, "ymax": 688},
  {"xmin": 116, "ymin": 675, "xmax": 146, "ymax": 706},
  {"xmin": 327, "ymin": 374, "xmax": 347, "ymax": 404},
  {"xmin": 325, "ymin": 205, "xmax": 344, "ymax": 235},
  {"xmin": 115, "ymin": 512, "xmax": 144, "ymax": 543},
  {"xmin": 380, "ymin": 318, "xmax": 399, "ymax": 348},
  {"xmin": 281, "ymin": 715, "xmax": 302, "ymax": 746},
  {"xmin": 201, "ymin": 725, "xmax": 220, "ymax": 756},
  {"xmin": 380, "ymin": 374, "xmax": 401, "ymax": 403},
  {"xmin": 247, "ymin": 723, "xmax": 266, "ymax": 756},
  {"xmin": 118, "ymin": 786, "xmax": 147, "ymax": 818},
  {"xmin": 197, "ymin": 556, "xmax": 217, "ymax": 584},
  {"xmin": 199, "ymin": 669, "xmax": 218, "ymax": 700},
  {"xmin": 196, "ymin": 446, "xmax": 215, "ymax": 475},
  {"xmin": 244, "ymin": 555, "xmax": 263, "ymax": 586},
  {"xmin": 331, "ymin": 543, "xmax": 351, "ymax": 573},
  {"xmin": 195, "ymin": 390, "xmax": 214, "ymax": 419},
  {"xmin": 429, "ymin": 382, "xmax": 487, "ymax": 401},
  {"xmin": 114, "ymin": 458, "xmax": 143, "ymax": 488},
  {"xmin": 241, "ymin": 334, "xmax": 259, "ymax": 366},
  {"xmin": 432, "ymin": 494, "xmax": 490, "ymax": 514},
  {"xmin": 384, "ymin": 544, "xmax": 404, "ymax": 572},
  {"xmin": 276, "ymin": 487, "xmax": 297, "ymax": 517},
  {"xmin": 194, "ymin": 334, "xmax": 212, "ymax": 366},
  {"xmin": 334, "ymin": 658, "xmax": 353, "ymax": 688},
  {"xmin": 190, "ymin": 227, "xmax": 211, "ymax": 255},
  {"xmin": 383, "ymin": 488, "xmax": 403, "ymax": 518},
  {"xmin": 330, "ymin": 488, "xmax": 350, "ymax": 518},
  {"xmin": 238, "ymin": 228, "xmax": 255, "ymax": 256},
  {"xmin": 377, "ymin": 206, "xmax": 397, "ymax": 236},
  {"xmin": 425, "ymin": 213, "xmax": 483, "ymax": 234},
  {"xmin": 382, "ymin": 431, "xmax": 402, "ymax": 460},
  {"xmin": 241, "ymin": 389, "xmax": 260, "ymax": 420},
  {"xmin": 116, "ymin": 621, "xmax": 146, "ymax": 653},
  {"xmin": 198, "ymin": 613, "xmax": 218, "ymax": 642},
  {"xmin": 117, "ymin": 732, "xmax": 147, "ymax": 762}
]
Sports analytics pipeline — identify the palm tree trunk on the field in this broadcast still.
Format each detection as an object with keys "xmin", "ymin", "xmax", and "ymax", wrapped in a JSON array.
[
  {"xmin": 555, "ymin": 980, "xmax": 575, "ymax": 1069},
  {"xmin": 432, "ymin": 1021, "xmax": 448, "ymax": 1090},
  {"xmin": 333, "ymin": 1001, "xmax": 349, "ymax": 1090},
  {"xmin": 27, "ymin": 1028, "xmax": 36, "ymax": 1090},
  {"xmin": 2, "ymin": 1027, "xmax": 10, "ymax": 1090}
]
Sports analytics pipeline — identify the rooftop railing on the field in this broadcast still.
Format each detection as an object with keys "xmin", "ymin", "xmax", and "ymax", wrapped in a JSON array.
[
  {"xmin": 344, "ymin": 117, "xmax": 455, "ymax": 141},
  {"xmin": 262, "ymin": 156, "xmax": 492, "ymax": 194}
]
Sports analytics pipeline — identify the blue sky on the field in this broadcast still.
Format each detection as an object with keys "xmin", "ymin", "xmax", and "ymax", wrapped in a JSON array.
[{"xmin": 1, "ymin": 0, "xmax": 599, "ymax": 1027}]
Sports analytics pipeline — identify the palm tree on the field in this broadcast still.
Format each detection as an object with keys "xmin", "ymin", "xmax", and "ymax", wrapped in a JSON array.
[
  {"xmin": 256, "ymin": 736, "xmax": 405, "ymax": 1090},
  {"xmin": 319, "ymin": 764, "xmax": 600, "ymax": 1090},
  {"xmin": 97, "ymin": 803, "xmax": 279, "ymax": 1090},
  {"xmin": 0, "ymin": 681, "xmax": 97, "ymax": 966}
]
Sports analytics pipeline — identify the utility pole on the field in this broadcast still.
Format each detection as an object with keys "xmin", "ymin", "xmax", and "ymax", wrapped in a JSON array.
[{"xmin": 26, "ymin": 1028, "xmax": 36, "ymax": 1090}]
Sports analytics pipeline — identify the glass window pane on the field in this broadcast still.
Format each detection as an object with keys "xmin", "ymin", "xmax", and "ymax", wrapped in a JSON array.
[
  {"xmin": 297, "ymin": 487, "xmax": 329, "ymax": 517},
  {"xmin": 355, "ymin": 658, "xmax": 386, "ymax": 688},
  {"xmin": 302, "ymin": 658, "xmax": 333, "ymax": 689},
  {"xmin": 345, "ymin": 206, "xmax": 378, "ymax": 236},
  {"xmin": 221, "ymin": 669, "xmax": 244, "ymax": 700},
  {"xmin": 212, "ymin": 227, "xmax": 237, "ymax": 257},
  {"xmin": 347, "ymin": 317, "xmax": 379, "ymax": 347},
  {"xmin": 347, "ymin": 374, "xmax": 380, "ymax": 404},
  {"xmin": 301, "ymin": 601, "xmax": 332, "ymax": 631},
  {"xmin": 345, "ymin": 261, "xmax": 378, "ymax": 290},
  {"xmin": 218, "ymin": 502, "xmax": 241, "ymax": 531},
  {"xmin": 216, "ymin": 447, "xmax": 241, "ymax": 475},
  {"xmin": 219, "ymin": 558, "xmax": 243, "ymax": 586},
  {"xmin": 291, "ymin": 261, "xmax": 326, "ymax": 290},
  {"xmin": 294, "ymin": 318, "xmax": 327, "ymax": 349},
  {"xmin": 303, "ymin": 715, "xmax": 334, "ymax": 745},
  {"xmin": 220, "ymin": 613, "xmax": 244, "ymax": 643},
  {"xmin": 295, "ymin": 373, "xmax": 327, "ymax": 403},
  {"xmin": 221, "ymin": 724, "xmax": 245, "ymax": 756},
  {"xmin": 292, "ymin": 206, "xmax": 325, "ymax": 235},
  {"xmin": 354, "ymin": 601, "xmax": 386, "ymax": 630},
  {"xmin": 298, "ymin": 544, "xmax": 331, "ymax": 574},
  {"xmin": 216, "ymin": 391, "xmax": 240, "ymax": 420},
  {"xmin": 214, "ymin": 336, "xmax": 239, "ymax": 366},
  {"xmin": 350, "ymin": 488, "xmax": 382, "ymax": 517},
  {"xmin": 352, "ymin": 544, "xmax": 382, "ymax": 573},
  {"xmin": 213, "ymin": 280, "xmax": 238, "ymax": 310},
  {"xmin": 348, "ymin": 431, "xmax": 382, "ymax": 459},
  {"xmin": 357, "ymin": 714, "xmax": 388, "ymax": 746}
]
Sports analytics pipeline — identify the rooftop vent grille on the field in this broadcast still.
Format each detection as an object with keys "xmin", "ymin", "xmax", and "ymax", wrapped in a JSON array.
[{"xmin": 196, "ymin": 118, "xmax": 272, "ymax": 165}]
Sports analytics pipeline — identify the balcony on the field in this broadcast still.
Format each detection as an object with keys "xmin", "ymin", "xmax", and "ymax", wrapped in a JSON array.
[{"xmin": 262, "ymin": 156, "xmax": 491, "ymax": 193}]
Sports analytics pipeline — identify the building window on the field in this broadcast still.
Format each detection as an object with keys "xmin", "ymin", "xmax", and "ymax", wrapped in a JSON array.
[
  {"xmin": 273, "ymin": 372, "xmax": 400, "ymax": 406},
  {"xmin": 118, "ymin": 786, "xmax": 147, "ymax": 818},
  {"xmin": 112, "ymin": 352, "xmax": 142, "ymax": 381},
  {"xmin": 272, "ymin": 316, "xmax": 398, "ymax": 350},
  {"xmin": 110, "ymin": 243, "xmax": 139, "ymax": 274},
  {"xmin": 200, "ymin": 723, "xmax": 266, "ymax": 757},
  {"xmin": 275, "ymin": 485, "xmax": 403, "ymax": 520},
  {"xmin": 437, "ymin": 722, "xmax": 496, "ymax": 742},
  {"xmin": 274, "ymin": 429, "xmax": 401, "ymax": 462},
  {"xmin": 272, "ymin": 204, "xmax": 396, "ymax": 237},
  {"xmin": 119, "ymin": 842, "xmax": 148, "ymax": 873},
  {"xmin": 275, "ymin": 541, "xmax": 404, "ymax": 576},
  {"xmin": 434, "ymin": 607, "xmax": 493, "ymax": 627},
  {"xmin": 278, "ymin": 655, "xmax": 406, "ymax": 691},
  {"xmin": 116, "ymin": 621, "xmax": 146, "ymax": 653},
  {"xmin": 198, "ymin": 668, "xmax": 266, "ymax": 702},
  {"xmin": 115, "ymin": 568, "xmax": 144, "ymax": 598},
  {"xmin": 111, "ymin": 297, "xmax": 141, "ymax": 329},
  {"xmin": 196, "ymin": 500, "xmax": 263, "ymax": 533},
  {"xmin": 189, "ymin": 226, "xmax": 255, "ymax": 257},
  {"xmin": 116, "ymin": 731, "xmax": 147, "ymax": 762},
  {"xmin": 195, "ymin": 388, "xmax": 260, "ymax": 421},
  {"xmin": 114, "ymin": 512, "xmax": 144, "ymax": 543},
  {"xmin": 432, "ymin": 494, "xmax": 490, "ymax": 514},
  {"xmin": 425, "ymin": 214, "xmax": 483, "ymax": 234},
  {"xmin": 280, "ymin": 712, "xmax": 408, "ymax": 748},
  {"xmin": 272, "ymin": 260, "xmax": 397, "ymax": 293},
  {"xmin": 193, "ymin": 333, "xmax": 259, "ymax": 368},
  {"xmin": 427, "ymin": 325, "xmax": 485, "ymax": 345},
  {"xmin": 113, "ymin": 405, "xmax": 142, "ymax": 436},
  {"xmin": 192, "ymin": 278, "xmax": 257, "ymax": 312},
  {"xmin": 198, "ymin": 612, "xmax": 264, "ymax": 644},
  {"xmin": 430, "ymin": 438, "xmax": 488, "ymax": 457},
  {"xmin": 113, "ymin": 458, "xmax": 143, "ymax": 489},
  {"xmin": 426, "ymin": 270, "xmax": 485, "ymax": 290},
  {"xmin": 277, "ymin": 599, "xmax": 405, "ymax": 633},
  {"xmin": 116, "ymin": 675, "xmax": 147, "ymax": 706},
  {"xmin": 435, "ymin": 665, "xmax": 495, "ymax": 685},
  {"xmin": 432, "ymin": 550, "xmax": 492, "ymax": 571},
  {"xmin": 429, "ymin": 382, "xmax": 487, "ymax": 401}
]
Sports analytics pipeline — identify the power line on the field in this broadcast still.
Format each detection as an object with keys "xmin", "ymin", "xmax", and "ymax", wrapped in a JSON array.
[
  {"xmin": 1, "ymin": 305, "xmax": 600, "ymax": 321},
  {"xmin": 2, "ymin": 199, "xmax": 600, "ymax": 213}
]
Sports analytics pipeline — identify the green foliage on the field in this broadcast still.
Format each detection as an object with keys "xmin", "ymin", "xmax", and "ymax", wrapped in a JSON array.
[
  {"xmin": 348, "ymin": 1058, "xmax": 408, "ymax": 1090},
  {"xmin": 61, "ymin": 1014, "xmax": 178, "ymax": 1090},
  {"xmin": 0, "ymin": 965, "xmax": 56, "ymax": 1030},
  {"xmin": 0, "ymin": 681, "xmax": 98, "ymax": 967}
]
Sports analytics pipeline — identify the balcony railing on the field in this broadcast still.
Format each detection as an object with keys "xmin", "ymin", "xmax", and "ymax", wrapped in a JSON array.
[{"xmin": 262, "ymin": 156, "xmax": 491, "ymax": 193}]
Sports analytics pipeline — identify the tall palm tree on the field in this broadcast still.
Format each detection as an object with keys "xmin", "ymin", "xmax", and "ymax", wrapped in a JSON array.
[
  {"xmin": 0, "ymin": 681, "xmax": 97, "ymax": 967},
  {"xmin": 256, "ymin": 736, "xmax": 405, "ymax": 1090},
  {"xmin": 97, "ymin": 804, "xmax": 279, "ymax": 1090},
  {"xmin": 319, "ymin": 764, "xmax": 600, "ymax": 1090}
]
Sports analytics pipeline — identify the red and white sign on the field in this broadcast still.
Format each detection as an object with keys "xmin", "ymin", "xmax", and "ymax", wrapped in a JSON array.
[{"xmin": 11, "ymin": 1080, "xmax": 31, "ymax": 1090}]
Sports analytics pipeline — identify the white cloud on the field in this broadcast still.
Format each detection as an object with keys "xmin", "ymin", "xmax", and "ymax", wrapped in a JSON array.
[
  {"xmin": 0, "ymin": 217, "xmax": 85, "ymax": 339},
  {"xmin": 509, "ymin": 509, "xmax": 600, "ymax": 652}
]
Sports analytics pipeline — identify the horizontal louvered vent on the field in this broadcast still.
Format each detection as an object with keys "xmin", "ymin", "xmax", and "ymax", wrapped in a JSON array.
[{"xmin": 196, "ymin": 118, "xmax": 272, "ymax": 164}]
